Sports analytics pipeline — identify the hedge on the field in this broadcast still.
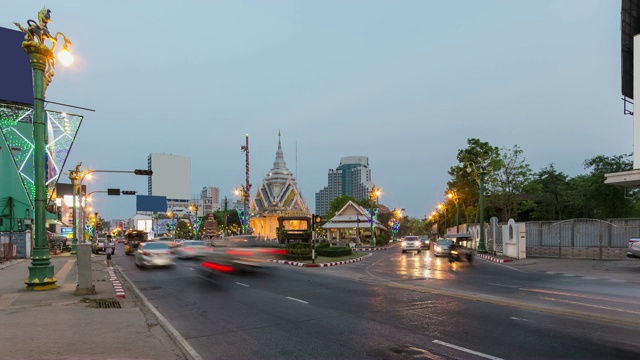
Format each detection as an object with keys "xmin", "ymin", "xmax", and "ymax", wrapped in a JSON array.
[
  {"xmin": 316, "ymin": 246, "xmax": 353, "ymax": 257},
  {"xmin": 285, "ymin": 242, "xmax": 311, "ymax": 260}
]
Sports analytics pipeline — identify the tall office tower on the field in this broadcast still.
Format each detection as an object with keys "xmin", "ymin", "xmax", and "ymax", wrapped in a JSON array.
[
  {"xmin": 147, "ymin": 153, "xmax": 191, "ymax": 209},
  {"xmin": 315, "ymin": 156, "xmax": 375, "ymax": 216}
]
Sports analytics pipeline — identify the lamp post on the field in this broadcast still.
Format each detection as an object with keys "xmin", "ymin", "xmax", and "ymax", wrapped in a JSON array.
[
  {"xmin": 467, "ymin": 162, "xmax": 488, "ymax": 253},
  {"xmin": 438, "ymin": 203, "xmax": 447, "ymax": 235},
  {"xmin": 447, "ymin": 191, "xmax": 459, "ymax": 233},
  {"xmin": 166, "ymin": 210, "xmax": 175, "ymax": 238},
  {"xmin": 235, "ymin": 185, "xmax": 249, "ymax": 234},
  {"xmin": 16, "ymin": 8, "xmax": 73, "ymax": 290}
]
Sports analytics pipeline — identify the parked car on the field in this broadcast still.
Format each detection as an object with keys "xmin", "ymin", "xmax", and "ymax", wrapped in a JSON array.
[
  {"xmin": 434, "ymin": 238, "xmax": 454, "ymax": 257},
  {"xmin": 201, "ymin": 235, "xmax": 287, "ymax": 273},
  {"xmin": 401, "ymin": 236, "xmax": 422, "ymax": 254},
  {"xmin": 135, "ymin": 241, "xmax": 175, "ymax": 268},
  {"xmin": 92, "ymin": 238, "xmax": 107, "ymax": 254},
  {"xmin": 418, "ymin": 235, "xmax": 430, "ymax": 250},
  {"xmin": 627, "ymin": 238, "xmax": 640, "ymax": 259},
  {"xmin": 173, "ymin": 240, "xmax": 214, "ymax": 259}
]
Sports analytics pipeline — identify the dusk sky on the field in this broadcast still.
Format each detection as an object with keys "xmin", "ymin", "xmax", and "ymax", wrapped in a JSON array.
[{"xmin": 1, "ymin": 1, "xmax": 631, "ymax": 221}]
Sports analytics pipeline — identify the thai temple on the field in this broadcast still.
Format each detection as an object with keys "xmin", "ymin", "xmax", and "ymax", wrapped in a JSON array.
[{"xmin": 249, "ymin": 133, "xmax": 310, "ymax": 239}]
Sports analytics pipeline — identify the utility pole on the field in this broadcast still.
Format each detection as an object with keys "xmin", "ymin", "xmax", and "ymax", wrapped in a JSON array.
[{"xmin": 224, "ymin": 196, "xmax": 228, "ymax": 238}]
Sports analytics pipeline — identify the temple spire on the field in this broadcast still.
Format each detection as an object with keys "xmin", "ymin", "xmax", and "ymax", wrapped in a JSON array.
[{"xmin": 272, "ymin": 131, "xmax": 287, "ymax": 172}]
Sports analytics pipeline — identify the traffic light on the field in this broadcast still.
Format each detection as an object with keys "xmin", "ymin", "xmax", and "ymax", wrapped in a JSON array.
[
  {"xmin": 311, "ymin": 214, "xmax": 322, "ymax": 230},
  {"xmin": 107, "ymin": 188, "xmax": 120, "ymax": 195},
  {"xmin": 134, "ymin": 169, "xmax": 153, "ymax": 176},
  {"xmin": 121, "ymin": 190, "xmax": 137, "ymax": 195}
]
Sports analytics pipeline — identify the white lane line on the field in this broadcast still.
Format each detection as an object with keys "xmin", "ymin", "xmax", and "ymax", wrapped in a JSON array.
[
  {"xmin": 541, "ymin": 296, "xmax": 640, "ymax": 315},
  {"xmin": 510, "ymin": 316, "xmax": 531, "ymax": 322},
  {"xmin": 236, "ymin": 282, "xmax": 249, "ymax": 287},
  {"xmin": 188, "ymin": 267, "xmax": 196, "ymax": 271},
  {"xmin": 520, "ymin": 288, "xmax": 639, "ymax": 305},
  {"xmin": 286, "ymin": 296, "xmax": 309, "ymax": 304},
  {"xmin": 488, "ymin": 283, "xmax": 520, "ymax": 288},
  {"xmin": 432, "ymin": 340, "xmax": 503, "ymax": 360}
]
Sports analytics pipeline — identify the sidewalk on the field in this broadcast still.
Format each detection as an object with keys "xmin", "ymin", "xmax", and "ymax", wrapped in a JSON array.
[
  {"xmin": 476, "ymin": 253, "xmax": 640, "ymax": 283},
  {"xmin": 0, "ymin": 253, "xmax": 188, "ymax": 360}
]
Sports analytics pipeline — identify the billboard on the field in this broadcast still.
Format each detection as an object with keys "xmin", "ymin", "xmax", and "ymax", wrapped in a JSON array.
[
  {"xmin": 622, "ymin": 0, "xmax": 640, "ymax": 99},
  {"xmin": 0, "ymin": 27, "xmax": 34, "ymax": 105},
  {"xmin": 136, "ymin": 195, "xmax": 167, "ymax": 212}
]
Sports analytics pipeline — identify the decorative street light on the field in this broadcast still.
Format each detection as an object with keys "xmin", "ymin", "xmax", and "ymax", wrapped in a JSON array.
[
  {"xmin": 235, "ymin": 185, "xmax": 249, "ymax": 234},
  {"xmin": 447, "ymin": 191, "xmax": 460, "ymax": 234},
  {"xmin": 438, "ymin": 203, "xmax": 448, "ymax": 235},
  {"xmin": 467, "ymin": 162, "xmax": 488, "ymax": 253},
  {"xmin": 16, "ymin": 8, "xmax": 74, "ymax": 290},
  {"xmin": 166, "ymin": 210, "xmax": 175, "ymax": 238}
]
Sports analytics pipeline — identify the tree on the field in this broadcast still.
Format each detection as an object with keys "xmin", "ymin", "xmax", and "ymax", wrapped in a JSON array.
[
  {"xmin": 447, "ymin": 138, "xmax": 501, "ymax": 224},
  {"xmin": 326, "ymin": 195, "xmax": 358, "ymax": 220},
  {"xmin": 175, "ymin": 219, "xmax": 193, "ymax": 239},
  {"xmin": 580, "ymin": 154, "xmax": 636, "ymax": 218},
  {"xmin": 491, "ymin": 145, "xmax": 532, "ymax": 221}
]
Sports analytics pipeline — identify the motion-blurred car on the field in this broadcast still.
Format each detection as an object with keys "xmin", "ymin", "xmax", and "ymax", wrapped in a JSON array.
[
  {"xmin": 401, "ymin": 236, "xmax": 422, "ymax": 254},
  {"xmin": 135, "ymin": 241, "xmax": 175, "ymax": 268},
  {"xmin": 627, "ymin": 238, "xmax": 640, "ymax": 259},
  {"xmin": 418, "ymin": 235, "xmax": 430, "ymax": 250},
  {"xmin": 201, "ymin": 235, "xmax": 287, "ymax": 273},
  {"xmin": 173, "ymin": 240, "xmax": 214, "ymax": 259},
  {"xmin": 434, "ymin": 238, "xmax": 453, "ymax": 257},
  {"xmin": 156, "ymin": 237, "xmax": 180, "ymax": 248}
]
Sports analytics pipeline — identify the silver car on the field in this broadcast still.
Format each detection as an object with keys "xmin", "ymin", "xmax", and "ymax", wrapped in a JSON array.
[
  {"xmin": 401, "ymin": 236, "xmax": 422, "ymax": 254},
  {"xmin": 173, "ymin": 240, "xmax": 214, "ymax": 259},
  {"xmin": 627, "ymin": 238, "xmax": 640, "ymax": 259},
  {"xmin": 135, "ymin": 241, "xmax": 175, "ymax": 268},
  {"xmin": 434, "ymin": 239, "xmax": 453, "ymax": 257}
]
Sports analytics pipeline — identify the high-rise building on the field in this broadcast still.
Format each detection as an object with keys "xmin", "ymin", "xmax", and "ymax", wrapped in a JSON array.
[
  {"xmin": 315, "ymin": 156, "xmax": 375, "ymax": 216},
  {"xmin": 147, "ymin": 153, "xmax": 191, "ymax": 209},
  {"xmin": 199, "ymin": 186, "xmax": 220, "ymax": 216}
]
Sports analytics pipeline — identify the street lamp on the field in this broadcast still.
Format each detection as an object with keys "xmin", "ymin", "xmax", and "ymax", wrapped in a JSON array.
[
  {"xmin": 447, "ymin": 191, "xmax": 459, "ymax": 234},
  {"xmin": 467, "ymin": 162, "xmax": 488, "ymax": 253},
  {"xmin": 438, "ymin": 203, "xmax": 447, "ymax": 235},
  {"xmin": 166, "ymin": 210, "xmax": 175, "ymax": 238},
  {"xmin": 235, "ymin": 185, "xmax": 249, "ymax": 234},
  {"xmin": 16, "ymin": 8, "xmax": 73, "ymax": 290}
]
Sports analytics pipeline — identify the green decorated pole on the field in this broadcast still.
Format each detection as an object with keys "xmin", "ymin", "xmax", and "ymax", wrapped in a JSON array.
[
  {"xmin": 478, "ymin": 169, "xmax": 487, "ymax": 253},
  {"xmin": 24, "ymin": 43, "xmax": 57, "ymax": 290},
  {"xmin": 17, "ymin": 8, "xmax": 73, "ymax": 290}
]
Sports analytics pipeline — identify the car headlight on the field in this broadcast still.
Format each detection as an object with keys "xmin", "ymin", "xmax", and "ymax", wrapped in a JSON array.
[{"xmin": 435, "ymin": 245, "xmax": 441, "ymax": 251}]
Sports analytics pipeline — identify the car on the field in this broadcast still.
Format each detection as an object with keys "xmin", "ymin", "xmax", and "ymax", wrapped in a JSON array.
[
  {"xmin": 124, "ymin": 230, "xmax": 149, "ymax": 255},
  {"xmin": 401, "ymin": 236, "xmax": 422, "ymax": 254},
  {"xmin": 134, "ymin": 241, "xmax": 176, "ymax": 268},
  {"xmin": 434, "ymin": 238, "xmax": 454, "ymax": 257},
  {"xmin": 418, "ymin": 235, "xmax": 430, "ymax": 250},
  {"xmin": 173, "ymin": 240, "xmax": 214, "ymax": 259},
  {"xmin": 155, "ymin": 237, "xmax": 180, "ymax": 248},
  {"xmin": 627, "ymin": 238, "xmax": 640, "ymax": 259},
  {"xmin": 91, "ymin": 238, "xmax": 107, "ymax": 254},
  {"xmin": 201, "ymin": 235, "xmax": 287, "ymax": 273}
]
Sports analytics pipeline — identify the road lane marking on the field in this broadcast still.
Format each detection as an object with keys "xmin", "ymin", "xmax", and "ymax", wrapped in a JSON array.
[
  {"xmin": 236, "ymin": 282, "xmax": 249, "ymax": 287},
  {"xmin": 520, "ymin": 288, "xmax": 639, "ymax": 305},
  {"xmin": 188, "ymin": 267, "xmax": 195, "ymax": 271},
  {"xmin": 286, "ymin": 296, "xmax": 309, "ymax": 304},
  {"xmin": 541, "ymin": 296, "xmax": 640, "ymax": 315},
  {"xmin": 432, "ymin": 340, "xmax": 503, "ymax": 360},
  {"xmin": 510, "ymin": 316, "xmax": 531, "ymax": 322},
  {"xmin": 488, "ymin": 283, "xmax": 520, "ymax": 288}
]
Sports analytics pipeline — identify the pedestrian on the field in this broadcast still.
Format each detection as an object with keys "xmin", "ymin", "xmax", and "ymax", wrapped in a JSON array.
[{"xmin": 106, "ymin": 235, "xmax": 113, "ymax": 268}]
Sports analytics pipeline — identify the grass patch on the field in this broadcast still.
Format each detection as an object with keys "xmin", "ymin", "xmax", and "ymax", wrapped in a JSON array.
[{"xmin": 298, "ymin": 252, "xmax": 368, "ymax": 264}]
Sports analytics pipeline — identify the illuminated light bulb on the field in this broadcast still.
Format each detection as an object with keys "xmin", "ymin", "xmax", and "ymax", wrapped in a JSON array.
[{"xmin": 57, "ymin": 45, "xmax": 74, "ymax": 67}]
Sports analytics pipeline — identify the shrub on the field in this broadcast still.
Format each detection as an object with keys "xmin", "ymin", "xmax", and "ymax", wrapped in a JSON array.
[
  {"xmin": 376, "ymin": 233, "xmax": 390, "ymax": 246},
  {"xmin": 316, "ymin": 246, "xmax": 353, "ymax": 257},
  {"xmin": 315, "ymin": 241, "xmax": 331, "ymax": 249},
  {"xmin": 285, "ymin": 242, "xmax": 311, "ymax": 260}
]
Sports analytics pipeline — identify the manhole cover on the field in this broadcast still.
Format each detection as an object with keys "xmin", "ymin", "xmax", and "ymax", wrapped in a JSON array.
[{"xmin": 86, "ymin": 298, "xmax": 121, "ymax": 309}]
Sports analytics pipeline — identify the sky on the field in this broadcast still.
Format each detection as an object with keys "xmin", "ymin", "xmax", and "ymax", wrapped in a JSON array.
[{"xmin": 0, "ymin": 1, "xmax": 632, "ymax": 221}]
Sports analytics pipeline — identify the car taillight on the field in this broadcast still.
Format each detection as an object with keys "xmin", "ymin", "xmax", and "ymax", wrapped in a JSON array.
[
  {"xmin": 206, "ymin": 247, "xmax": 214, "ymax": 251},
  {"xmin": 258, "ymin": 249, "xmax": 288, "ymax": 255},
  {"xmin": 629, "ymin": 239, "xmax": 640, "ymax": 248},
  {"xmin": 227, "ymin": 249, "xmax": 253, "ymax": 256},
  {"xmin": 142, "ymin": 251, "xmax": 152, "ymax": 256},
  {"xmin": 184, "ymin": 247, "xmax": 194, "ymax": 252},
  {"xmin": 202, "ymin": 261, "xmax": 233, "ymax": 272}
]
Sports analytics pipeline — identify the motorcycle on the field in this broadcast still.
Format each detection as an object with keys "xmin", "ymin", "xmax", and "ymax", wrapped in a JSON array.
[{"xmin": 447, "ymin": 246, "xmax": 473, "ymax": 263}]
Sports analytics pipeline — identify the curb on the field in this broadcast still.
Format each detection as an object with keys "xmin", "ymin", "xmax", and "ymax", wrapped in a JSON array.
[
  {"xmin": 476, "ymin": 253, "xmax": 512, "ymax": 263},
  {"xmin": 107, "ymin": 267, "xmax": 126, "ymax": 298},
  {"xmin": 117, "ymin": 266, "xmax": 203, "ymax": 360},
  {"xmin": 353, "ymin": 247, "xmax": 389, "ymax": 251},
  {"xmin": 270, "ymin": 253, "xmax": 373, "ymax": 267}
]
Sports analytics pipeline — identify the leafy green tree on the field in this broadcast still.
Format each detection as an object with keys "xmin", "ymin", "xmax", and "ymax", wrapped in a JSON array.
[
  {"xmin": 579, "ymin": 154, "xmax": 636, "ymax": 218},
  {"xmin": 175, "ymin": 219, "xmax": 193, "ymax": 239},
  {"xmin": 326, "ymin": 195, "xmax": 358, "ymax": 220},
  {"xmin": 447, "ymin": 138, "xmax": 501, "ymax": 224},
  {"xmin": 491, "ymin": 145, "xmax": 532, "ymax": 221}
]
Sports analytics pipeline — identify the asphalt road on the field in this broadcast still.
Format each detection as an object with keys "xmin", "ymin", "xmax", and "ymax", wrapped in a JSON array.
[{"xmin": 115, "ymin": 244, "xmax": 640, "ymax": 359}]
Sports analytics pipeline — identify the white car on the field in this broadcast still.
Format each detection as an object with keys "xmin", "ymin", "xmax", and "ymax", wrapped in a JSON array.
[
  {"xmin": 627, "ymin": 238, "xmax": 640, "ymax": 259},
  {"xmin": 401, "ymin": 236, "xmax": 422, "ymax": 254},
  {"xmin": 173, "ymin": 240, "xmax": 214, "ymax": 259},
  {"xmin": 135, "ymin": 241, "xmax": 175, "ymax": 268}
]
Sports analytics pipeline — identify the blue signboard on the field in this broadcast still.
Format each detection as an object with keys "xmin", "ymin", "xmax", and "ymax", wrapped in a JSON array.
[{"xmin": 0, "ymin": 27, "xmax": 34, "ymax": 105}]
